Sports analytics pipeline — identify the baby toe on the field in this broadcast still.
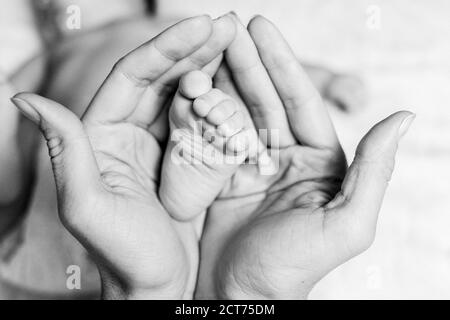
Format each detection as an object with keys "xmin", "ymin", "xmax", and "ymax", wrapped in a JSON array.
[
  {"xmin": 179, "ymin": 70, "xmax": 212, "ymax": 99},
  {"xmin": 217, "ymin": 110, "xmax": 245, "ymax": 137},
  {"xmin": 206, "ymin": 99, "xmax": 237, "ymax": 126},
  {"xmin": 193, "ymin": 88, "xmax": 225, "ymax": 117}
]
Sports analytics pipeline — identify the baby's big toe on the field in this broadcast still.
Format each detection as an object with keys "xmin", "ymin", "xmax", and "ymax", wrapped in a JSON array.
[{"xmin": 179, "ymin": 70, "xmax": 212, "ymax": 99}]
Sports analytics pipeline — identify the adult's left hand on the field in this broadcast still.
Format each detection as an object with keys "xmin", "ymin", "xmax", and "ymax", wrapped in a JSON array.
[{"xmin": 12, "ymin": 15, "xmax": 236, "ymax": 300}]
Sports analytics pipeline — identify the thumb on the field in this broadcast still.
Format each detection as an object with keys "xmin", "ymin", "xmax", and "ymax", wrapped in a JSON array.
[
  {"xmin": 11, "ymin": 93, "xmax": 102, "ymax": 223},
  {"xmin": 332, "ymin": 111, "xmax": 415, "ymax": 234}
]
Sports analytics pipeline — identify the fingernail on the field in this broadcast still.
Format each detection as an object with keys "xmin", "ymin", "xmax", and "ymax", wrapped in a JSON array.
[
  {"xmin": 227, "ymin": 11, "xmax": 242, "ymax": 23},
  {"xmin": 200, "ymin": 14, "xmax": 212, "ymax": 20},
  {"xmin": 397, "ymin": 113, "xmax": 416, "ymax": 139},
  {"xmin": 215, "ymin": 11, "xmax": 232, "ymax": 20},
  {"xmin": 11, "ymin": 97, "xmax": 40, "ymax": 124}
]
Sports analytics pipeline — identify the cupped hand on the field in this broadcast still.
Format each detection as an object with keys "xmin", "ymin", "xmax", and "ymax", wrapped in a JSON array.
[
  {"xmin": 12, "ymin": 14, "xmax": 237, "ymax": 300},
  {"xmin": 197, "ymin": 15, "xmax": 414, "ymax": 299}
]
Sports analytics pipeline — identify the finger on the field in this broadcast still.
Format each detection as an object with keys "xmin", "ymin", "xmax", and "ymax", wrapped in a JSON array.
[
  {"xmin": 149, "ymin": 69, "xmax": 215, "ymax": 143},
  {"xmin": 328, "ymin": 111, "xmax": 415, "ymax": 247},
  {"xmin": 156, "ymin": 14, "xmax": 236, "ymax": 88},
  {"xmin": 83, "ymin": 15, "xmax": 213, "ymax": 124},
  {"xmin": 131, "ymin": 14, "xmax": 236, "ymax": 128},
  {"xmin": 214, "ymin": 63, "xmax": 248, "ymax": 122},
  {"xmin": 202, "ymin": 54, "xmax": 224, "ymax": 77},
  {"xmin": 214, "ymin": 63, "xmax": 263, "ymax": 159},
  {"xmin": 224, "ymin": 14, "xmax": 296, "ymax": 148},
  {"xmin": 248, "ymin": 16, "xmax": 340, "ymax": 151},
  {"xmin": 11, "ymin": 93, "xmax": 103, "ymax": 223},
  {"xmin": 169, "ymin": 71, "xmax": 212, "ymax": 129}
]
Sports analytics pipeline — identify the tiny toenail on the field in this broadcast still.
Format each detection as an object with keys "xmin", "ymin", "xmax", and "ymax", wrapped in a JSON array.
[{"xmin": 218, "ymin": 123, "xmax": 232, "ymax": 137}]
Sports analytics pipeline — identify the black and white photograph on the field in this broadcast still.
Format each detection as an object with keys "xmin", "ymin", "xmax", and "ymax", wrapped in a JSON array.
[{"xmin": 0, "ymin": 0, "xmax": 448, "ymax": 305}]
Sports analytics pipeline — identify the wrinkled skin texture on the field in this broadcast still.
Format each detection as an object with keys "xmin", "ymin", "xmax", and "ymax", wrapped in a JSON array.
[{"xmin": 159, "ymin": 70, "xmax": 248, "ymax": 222}]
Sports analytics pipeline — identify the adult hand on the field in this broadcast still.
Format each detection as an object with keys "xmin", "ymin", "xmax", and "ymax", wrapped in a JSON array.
[
  {"xmin": 12, "ymin": 15, "xmax": 236, "ymax": 300},
  {"xmin": 197, "ymin": 15, "xmax": 414, "ymax": 299}
]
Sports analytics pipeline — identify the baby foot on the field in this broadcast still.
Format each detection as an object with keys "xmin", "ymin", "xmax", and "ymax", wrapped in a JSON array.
[{"xmin": 160, "ymin": 70, "xmax": 249, "ymax": 221}]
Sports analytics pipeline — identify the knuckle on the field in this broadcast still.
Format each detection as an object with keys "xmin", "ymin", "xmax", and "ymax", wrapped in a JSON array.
[{"xmin": 112, "ymin": 57, "xmax": 150, "ymax": 88}]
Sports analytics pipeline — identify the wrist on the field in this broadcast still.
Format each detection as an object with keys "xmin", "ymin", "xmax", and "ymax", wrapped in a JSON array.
[
  {"xmin": 215, "ymin": 267, "xmax": 269, "ymax": 300},
  {"xmin": 217, "ymin": 283, "xmax": 310, "ymax": 300},
  {"xmin": 101, "ymin": 281, "xmax": 186, "ymax": 300},
  {"xmin": 100, "ymin": 270, "xmax": 187, "ymax": 300},
  {"xmin": 215, "ymin": 262, "xmax": 311, "ymax": 300}
]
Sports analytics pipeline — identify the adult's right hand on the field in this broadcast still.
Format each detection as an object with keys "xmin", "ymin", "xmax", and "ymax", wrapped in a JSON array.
[{"xmin": 197, "ymin": 15, "xmax": 414, "ymax": 299}]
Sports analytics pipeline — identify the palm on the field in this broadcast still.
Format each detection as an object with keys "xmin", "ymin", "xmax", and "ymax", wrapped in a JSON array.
[
  {"xmin": 71, "ymin": 15, "xmax": 236, "ymax": 298},
  {"xmin": 79, "ymin": 122, "xmax": 196, "ymax": 296},
  {"xmin": 213, "ymin": 145, "xmax": 350, "ymax": 298},
  {"xmin": 199, "ymin": 141, "xmax": 349, "ymax": 297}
]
